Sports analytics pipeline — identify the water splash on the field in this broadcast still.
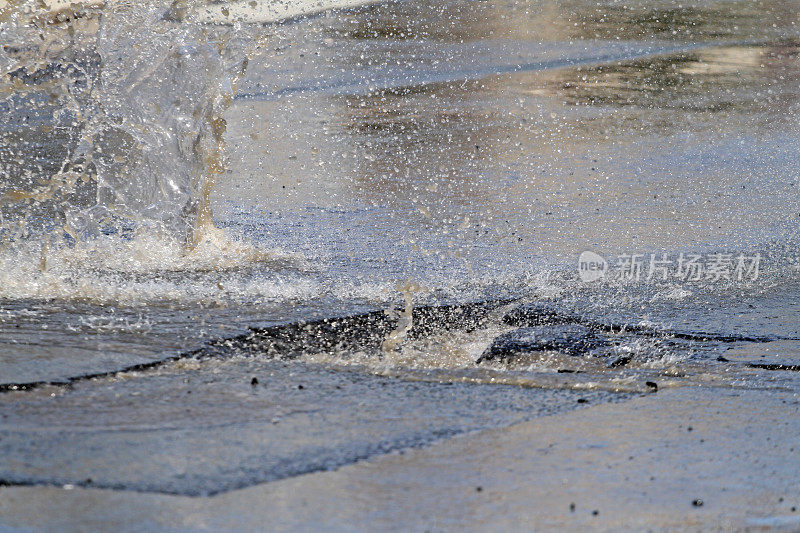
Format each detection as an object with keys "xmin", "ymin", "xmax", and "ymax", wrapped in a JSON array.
[
  {"xmin": 0, "ymin": 0, "xmax": 259, "ymax": 250},
  {"xmin": 0, "ymin": 0, "xmax": 304, "ymax": 305}
]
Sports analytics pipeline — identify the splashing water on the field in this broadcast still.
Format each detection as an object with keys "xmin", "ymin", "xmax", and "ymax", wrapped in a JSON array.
[
  {"xmin": 0, "ymin": 0, "xmax": 325, "ymax": 308},
  {"xmin": 0, "ymin": 0, "xmax": 262, "ymax": 265},
  {"xmin": 2, "ymin": 0, "xmax": 800, "ymax": 384}
]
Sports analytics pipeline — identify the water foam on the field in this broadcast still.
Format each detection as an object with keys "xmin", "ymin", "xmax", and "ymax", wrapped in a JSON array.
[{"xmin": 0, "ymin": 229, "xmax": 309, "ymax": 303}]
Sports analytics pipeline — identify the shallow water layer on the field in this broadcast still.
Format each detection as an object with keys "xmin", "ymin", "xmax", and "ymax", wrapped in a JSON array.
[
  {"xmin": 0, "ymin": 357, "xmax": 625, "ymax": 495},
  {"xmin": 1, "ymin": 0, "xmax": 800, "ymax": 499}
]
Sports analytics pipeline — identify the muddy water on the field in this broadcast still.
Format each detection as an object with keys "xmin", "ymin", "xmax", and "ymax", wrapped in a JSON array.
[{"xmin": 1, "ymin": 0, "xmax": 800, "ymax": 499}]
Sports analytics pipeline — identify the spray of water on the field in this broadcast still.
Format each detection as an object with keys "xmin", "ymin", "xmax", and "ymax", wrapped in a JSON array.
[
  {"xmin": 0, "ymin": 0, "xmax": 297, "ymax": 301},
  {"xmin": 2, "ymin": 0, "xmax": 264, "ymax": 238}
]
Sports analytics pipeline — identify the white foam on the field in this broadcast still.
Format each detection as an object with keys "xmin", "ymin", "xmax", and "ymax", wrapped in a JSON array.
[{"xmin": 0, "ymin": 230, "xmax": 311, "ymax": 304}]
